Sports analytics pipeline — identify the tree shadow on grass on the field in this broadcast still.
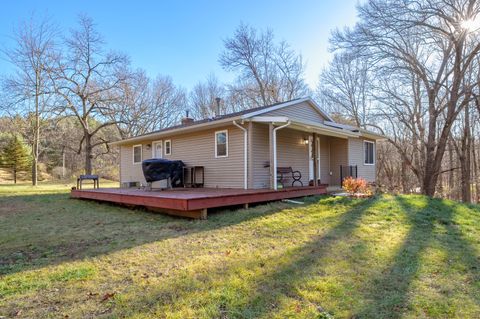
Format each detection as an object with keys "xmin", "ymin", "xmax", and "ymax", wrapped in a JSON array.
[
  {"xmin": 355, "ymin": 196, "xmax": 480, "ymax": 318},
  {"xmin": 435, "ymin": 201, "xmax": 480, "ymax": 307},
  {"xmin": 106, "ymin": 196, "xmax": 376, "ymax": 318},
  {"xmin": 0, "ymin": 191, "xmax": 306, "ymax": 276}
]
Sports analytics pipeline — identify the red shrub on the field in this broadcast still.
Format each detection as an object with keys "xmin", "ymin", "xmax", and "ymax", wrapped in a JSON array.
[{"xmin": 342, "ymin": 177, "xmax": 369, "ymax": 195}]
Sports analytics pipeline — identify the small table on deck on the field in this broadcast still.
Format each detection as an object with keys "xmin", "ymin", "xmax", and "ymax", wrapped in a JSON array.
[
  {"xmin": 77, "ymin": 175, "xmax": 99, "ymax": 189},
  {"xmin": 183, "ymin": 166, "xmax": 204, "ymax": 188}
]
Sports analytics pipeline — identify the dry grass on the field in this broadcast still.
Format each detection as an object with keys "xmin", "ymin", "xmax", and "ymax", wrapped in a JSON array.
[{"xmin": 0, "ymin": 183, "xmax": 479, "ymax": 318}]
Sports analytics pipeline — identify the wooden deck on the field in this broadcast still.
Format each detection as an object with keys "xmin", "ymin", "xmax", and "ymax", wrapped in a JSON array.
[{"xmin": 70, "ymin": 186, "xmax": 327, "ymax": 219}]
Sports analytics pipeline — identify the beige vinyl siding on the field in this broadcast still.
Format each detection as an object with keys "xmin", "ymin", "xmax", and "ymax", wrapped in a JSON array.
[
  {"xmin": 276, "ymin": 128, "xmax": 310, "ymax": 186},
  {"xmin": 120, "ymin": 144, "xmax": 145, "ymax": 184},
  {"xmin": 250, "ymin": 123, "xmax": 271, "ymax": 188},
  {"xmin": 120, "ymin": 125, "xmax": 245, "ymax": 188},
  {"xmin": 329, "ymin": 137, "xmax": 348, "ymax": 186},
  {"xmin": 263, "ymin": 101, "xmax": 326, "ymax": 123},
  {"xmin": 249, "ymin": 124, "xmax": 310, "ymax": 188},
  {"xmin": 348, "ymin": 137, "xmax": 376, "ymax": 182}
]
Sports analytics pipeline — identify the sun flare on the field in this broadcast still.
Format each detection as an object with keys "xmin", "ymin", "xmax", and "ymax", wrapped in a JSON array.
[{"xmin": 461, "ymin": 16, "xmax": 480, "ymax": 31}]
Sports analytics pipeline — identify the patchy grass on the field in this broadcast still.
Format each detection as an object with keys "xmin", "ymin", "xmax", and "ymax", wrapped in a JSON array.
[{"xmin": 0, "ymin": 183, "xmax": 479, "ymax": 318}]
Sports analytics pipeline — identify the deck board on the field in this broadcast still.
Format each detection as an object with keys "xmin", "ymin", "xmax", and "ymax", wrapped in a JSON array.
[{"xmin": 70, "ymin": 186, "xmax": 327, "ymax": 219}]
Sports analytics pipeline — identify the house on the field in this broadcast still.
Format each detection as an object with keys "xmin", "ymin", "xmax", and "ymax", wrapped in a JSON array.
[{"xmin": 110, "ymin": 97, "xmax": 384, "ymax": 190}]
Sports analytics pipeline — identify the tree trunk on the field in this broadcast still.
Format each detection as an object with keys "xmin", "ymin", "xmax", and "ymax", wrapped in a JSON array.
[
  {"xmin": 13, "ymin": 167, "xmax": 17, "ymax": 184},
  {"xmin": 401, "ymin": 159, "xmax": 408, "ymax": 193},
  {"xmin": 84, "ymin": 133, "xmax": 93, "ymax": 175},
  {"xmin": 460, "ymin": 105, "xmax": 471, "ymax": 203},
  {"xmin": 448, "ymin": 140, "xmax": 455, "ymax": 200},
  {"xmin": 31, "ymin": 71, "xmax": 40, "ymax": 186}
]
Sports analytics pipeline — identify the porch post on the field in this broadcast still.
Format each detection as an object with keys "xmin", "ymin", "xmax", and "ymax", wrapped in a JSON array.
[
  {"xmin": 269, "ymin": 123, "xmax": 275, "ymax": 189},
  {"xmin": 313, "ymin": 133, "xmax": 318, "ymax": 186}
]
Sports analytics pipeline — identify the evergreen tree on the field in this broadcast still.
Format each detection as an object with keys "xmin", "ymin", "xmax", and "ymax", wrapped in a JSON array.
[{"xmin": 0, "ymin": 135, "xmax": 31, "ymax": 184}]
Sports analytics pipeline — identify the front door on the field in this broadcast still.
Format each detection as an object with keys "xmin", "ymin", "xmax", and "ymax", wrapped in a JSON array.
[
  {"xmin": 152, "ymin": 141, "xmax": 163, "ymax": 158},
  {"xmin": 308, "ymin": 136, "xmax": 321, "ymax": 182}
]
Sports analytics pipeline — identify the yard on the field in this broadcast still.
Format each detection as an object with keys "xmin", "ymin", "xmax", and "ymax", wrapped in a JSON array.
[{"xmin": 1, "ymin": 183, "xmax": 479, "ymax": 318}]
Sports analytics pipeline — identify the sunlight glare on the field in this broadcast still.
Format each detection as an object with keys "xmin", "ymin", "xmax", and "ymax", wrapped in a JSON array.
[{"xmin": 461, "ymin": 16, "xmax": 480, "ymax": 32}]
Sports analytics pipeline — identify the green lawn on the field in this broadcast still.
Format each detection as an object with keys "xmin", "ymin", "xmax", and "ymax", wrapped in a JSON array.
[{"xmin": 1, "ymin": 183, "xmax": 479, "ymax": 318}]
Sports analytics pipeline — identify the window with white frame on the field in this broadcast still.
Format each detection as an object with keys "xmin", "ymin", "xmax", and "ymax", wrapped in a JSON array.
[
  {"xmin": 133, "ymin": 144, "xmax": 142, "ymax": 164},
  {"xmin": 215, "ymin": 130, "xmax": 228, "ymax": 158},
  {"xmin": 364, "ymin": 141, "xmax": 375, "ymax": 165},
  {"xmin": 164, "ymin": 140, "xmax": 171, "ymax": 155}
]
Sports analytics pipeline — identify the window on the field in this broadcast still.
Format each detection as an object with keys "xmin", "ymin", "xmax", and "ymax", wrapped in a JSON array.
[
  {"xmin": 215, "ymin": 130, "xmax": 228, "ymax": 158},
  {"xmin": 133, "ymin": 144, "xmax": 142, "ymax": 164},
  {"xmin": 364, "ymin": 141, "xmax": 375, "ymax": 165},
  {"xmin": 164, "ymin": 140, "xmax": 171, "ymax": 155}
]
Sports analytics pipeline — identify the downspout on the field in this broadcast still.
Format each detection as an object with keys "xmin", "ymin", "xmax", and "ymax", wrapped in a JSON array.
[
  {"xmin": 273, "ymin": 121, "xmax": 291, "ymax": 190},
  {"xmin": 233, "ymin": 120, "xmax": 248, "ymax": 189}
]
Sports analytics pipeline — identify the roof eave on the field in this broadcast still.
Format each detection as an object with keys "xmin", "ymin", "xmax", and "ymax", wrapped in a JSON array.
[{"xmin": 109, "ymin": 115, "xmax": 243, "ymax": 146}]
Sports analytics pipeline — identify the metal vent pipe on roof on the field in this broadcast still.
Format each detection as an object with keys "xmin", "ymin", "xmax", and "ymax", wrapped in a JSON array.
[{"xmin": 215, "ymin": 97, "xmax": 221, "ymax": 117}]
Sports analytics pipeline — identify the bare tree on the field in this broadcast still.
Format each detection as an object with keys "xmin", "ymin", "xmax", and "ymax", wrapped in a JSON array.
[
  {"xmin": 220, "ymin": 23, "xmax": 309, "ymax": 107},
  {"xmin": 52, "ymin": 15, "xmax": 128, "ymax": 175},
  {"xmin": 317, "ymin": 52, "xmax": 370, "ymax": 128},
  {"xmin": 2, "ymin": 15, "xmax": 58, "ymax": 185},
  {"xmin": 189, "ymin": 74, "xmax": 227, "ymax": 119},
  {"xmin": 332, "ymin": 0, "xmax": 480, "ymax": 196},
  {"xmin": 112, "ymin": 71, "xmax": 186, "ymax": 137}
]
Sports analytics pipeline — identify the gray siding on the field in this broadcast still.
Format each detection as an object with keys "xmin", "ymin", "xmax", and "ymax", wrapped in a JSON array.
[
  {"xmin": 120, "ymin": 125, "xmax": 245, "ymax": 188},
  {"xmin": 348, "ymin": 137, "xmax": 376, "ymax": 182},
  {"xmin": 263, "ymin": 101, "xmax": 326, "ymax": 123}
]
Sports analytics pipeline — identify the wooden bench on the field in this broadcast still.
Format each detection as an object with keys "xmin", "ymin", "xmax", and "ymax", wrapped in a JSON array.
[
  {"xmin": 77, "ymin": 175, "xmax": 99, "ymax": 190},
  {"xmin": 277, "ymin": 167, "xmax": 303, "ymax": 188}
]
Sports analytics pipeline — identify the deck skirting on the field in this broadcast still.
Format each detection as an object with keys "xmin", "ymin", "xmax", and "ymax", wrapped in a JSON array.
[{"xmin": 71, "ymin": 186, "xmax": 327, "ymax": 219}]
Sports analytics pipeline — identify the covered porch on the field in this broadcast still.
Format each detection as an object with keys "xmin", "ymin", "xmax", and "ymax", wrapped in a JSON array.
[{"xmin": 245, "ymin": 116, "xmax": 356, "ymax": 190}]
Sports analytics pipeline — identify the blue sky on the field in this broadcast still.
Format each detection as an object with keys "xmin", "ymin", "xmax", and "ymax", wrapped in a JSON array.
[{"xmin": 0, "ymin": 0, "xmax": 359, "ymax": 90}]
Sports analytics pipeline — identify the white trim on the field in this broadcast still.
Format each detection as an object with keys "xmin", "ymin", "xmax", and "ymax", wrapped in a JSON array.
[
  {"xmin": 250, "ymin": 116, "xmax": 289, "ymax": 123},
  {"xmin": 215, "ymin": 130, "xmax": 228, "ymax": 158},
  {"xmin": 232, "ymin": 121, "xmax": 248, "ymax": 189},
  {"xmin": 151, "ymin": 140, "xmax": 163, "ymax": 158},
  {"xmin": 164, "ymin": 139, "xmax": 172, "ymax": 156},
  {"xmin": 133, "ymin": 144, "xmax": 142, "ymax": 164},
  {"xmin": 288, "ymin": 120, "xmax": 360, "ymax": 138},
  {"xmin": 364, "ymin": 140, "xmax": 375, "ymax": 165}
]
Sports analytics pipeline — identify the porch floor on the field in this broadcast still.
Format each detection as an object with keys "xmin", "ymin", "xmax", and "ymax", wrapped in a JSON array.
[{"xmin": 70, "ymin": 185, "xmax": 328, "ymax": 219}]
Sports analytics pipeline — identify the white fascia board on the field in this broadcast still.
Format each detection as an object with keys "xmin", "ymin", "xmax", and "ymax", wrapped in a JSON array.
[
  {"xmin": 289, "ymin": 120, "xmax": 360, "ymax": 138},
  {"xmin": 324, "ymin": 120, "xmax": 357, "ymax": 130},
  {"xmin": 249, "ymin": 116, "xmax": 289, "ymax": 123},
  {"xmin": 359, "ymin": 130, "xmax": 387, "ymax": 140},
  {"xmin": 324, "ymin": 120, "xmax": 386, "ymax": 140}
]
